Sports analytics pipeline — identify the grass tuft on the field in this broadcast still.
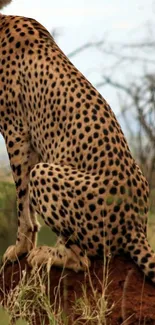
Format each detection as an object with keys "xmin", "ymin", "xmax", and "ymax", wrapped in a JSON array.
[
  {"xmin": 1, "ymin": 266, "xmax": 68, "ymax": 325},
  {"xmin": 0, "ymin": 257, "xmax": 113, "ymax": 324},
  {"xmin": 73, "ymin": 257, "xmax": 113, "ymax": 325}
]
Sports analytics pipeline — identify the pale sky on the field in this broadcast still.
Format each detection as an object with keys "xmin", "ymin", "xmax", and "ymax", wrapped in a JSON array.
[
  {"xmin": 0, "ymin": 0, "xmax": 154, "ymax": 158},
  {"xmin": 2, "ymin": 1, "xmax": 154, "ymax": 54}
]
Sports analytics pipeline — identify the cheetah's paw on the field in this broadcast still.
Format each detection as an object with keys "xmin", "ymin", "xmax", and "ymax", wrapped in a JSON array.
[
  {"xmin": 3, "ymin": 243, "xmax": 29, "ymax": 263},
  {"xmin": 27, "ymin": 245, "xmax": 89, "ymax": 272}
]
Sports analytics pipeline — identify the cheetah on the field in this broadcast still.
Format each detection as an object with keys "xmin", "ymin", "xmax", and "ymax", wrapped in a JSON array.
[{"xmin": 0, "ymin": 0, "xmax": 155, "ymax": 282}]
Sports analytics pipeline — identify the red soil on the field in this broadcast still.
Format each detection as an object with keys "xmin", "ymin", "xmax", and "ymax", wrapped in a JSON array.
[{"xmin": 0, "ymin": 255, "xmax": 155, "ymax": 325}]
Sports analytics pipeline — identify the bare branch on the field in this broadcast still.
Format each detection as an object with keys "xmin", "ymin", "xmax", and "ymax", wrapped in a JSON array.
[
  {"xmin": 103, "ymin": 49, "xmax": 155, "ymax": 65},
  {"xmin": 96, "ymin": 76, "xmax": 132, "ymax": 95},
  {"xmin": 68, "ymin": 40, "xmax": 104, "ymax": 58}
]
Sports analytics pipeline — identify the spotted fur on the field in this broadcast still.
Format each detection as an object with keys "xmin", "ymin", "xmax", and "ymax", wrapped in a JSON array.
[{"xmin": 0, "ymin": 11, "xmax": 155, "ymax": 281}]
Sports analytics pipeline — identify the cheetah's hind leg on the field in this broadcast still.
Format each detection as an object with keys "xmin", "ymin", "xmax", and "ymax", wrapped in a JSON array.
[{"xmin": 27, "ymin": 162, "xmax": 93, "ymax": 272}]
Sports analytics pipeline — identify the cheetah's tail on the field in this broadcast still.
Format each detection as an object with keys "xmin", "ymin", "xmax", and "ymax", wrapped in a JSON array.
[
  {"xmin": 0, "ymin": 0, "xmax": 12, "ymax": 10},
  {"xmin": 125, "ymin": 232, "xmax": 155, "ymax": 283}
]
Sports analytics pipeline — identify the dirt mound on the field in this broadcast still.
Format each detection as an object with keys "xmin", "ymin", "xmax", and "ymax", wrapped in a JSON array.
[{"xmin": 0, "ymin": 255, "xmax": 155, "ymax": 324}]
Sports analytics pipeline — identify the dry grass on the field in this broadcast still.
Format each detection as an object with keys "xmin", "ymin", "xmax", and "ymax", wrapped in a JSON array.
[
  {"xmin": 0, "ymin": 265, "xmax": 67, "ymax": 324},
  {"xmin": 73, "ymin": 258, "xmax": 113, "ymax": 325},
  {"xmin": 0, "ymin": 260, "xmax": 112, "ymax": 325}
]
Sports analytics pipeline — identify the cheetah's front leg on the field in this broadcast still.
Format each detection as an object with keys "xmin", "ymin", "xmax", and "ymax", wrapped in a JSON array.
[{"xmin": 3, "ymin": 137, "xmax": 40, "ymax": 262}]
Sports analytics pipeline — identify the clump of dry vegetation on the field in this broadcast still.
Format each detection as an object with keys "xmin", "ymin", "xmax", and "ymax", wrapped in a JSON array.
[
  {"xmin": 73, "ymin": 260, "xmax": 113, "ymax": 325},
  {"xmin": 0, "ymin": 261, "xmax": 112, "ymax": 325}
]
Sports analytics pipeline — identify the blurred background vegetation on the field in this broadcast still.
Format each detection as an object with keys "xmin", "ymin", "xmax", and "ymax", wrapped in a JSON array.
[
  {"xmin": 0, "ymin": 26, "xmax": 155, "ymax": 258},
  {"xmin": 0, "ymin": 176, "xmax": 57, "ymax": 260}
]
